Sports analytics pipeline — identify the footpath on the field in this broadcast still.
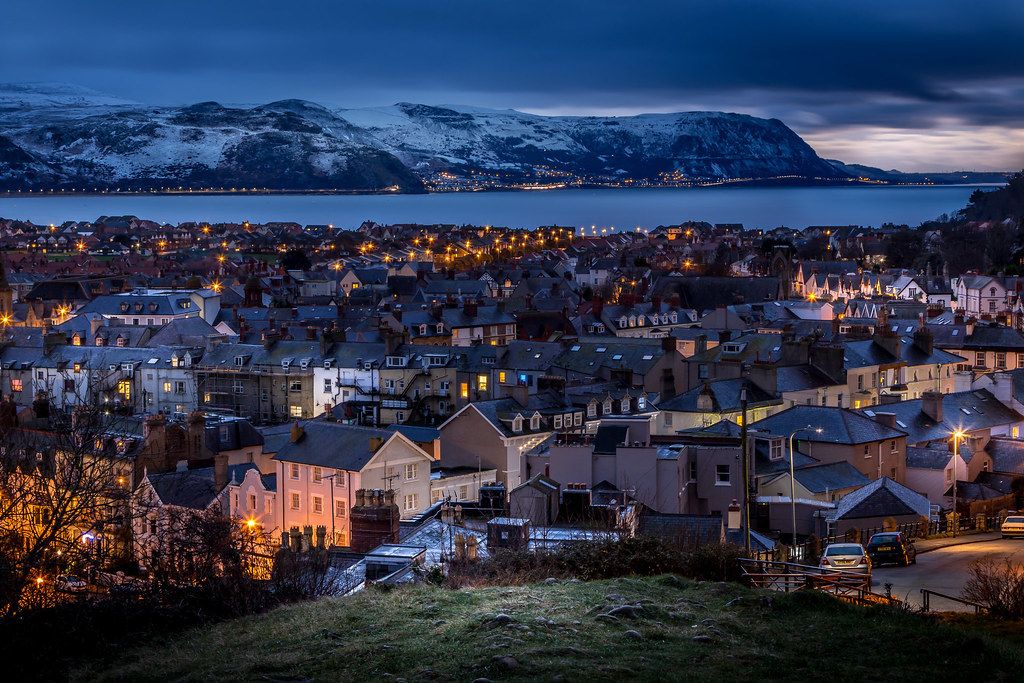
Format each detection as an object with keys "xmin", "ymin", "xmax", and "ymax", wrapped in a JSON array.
[{"xmin": 915, "ymin": 531, "xmax": 1001, "ymax": 554}]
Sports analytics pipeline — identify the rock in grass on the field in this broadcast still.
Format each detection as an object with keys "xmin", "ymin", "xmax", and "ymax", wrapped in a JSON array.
[
  {"xmin": 596, "ymin": 613, "xmax": 620, "ymax": 624},
  {"xmin": 624, "ymin": 629, "xmax": 643, "ymax": 640},
  {"xmin": 544, "ymin": 577, "xmax": 559, "ymax": 585},
  {"xmin": 693, "ymin": 635, "xmax": 714, "ymax": 644},
  {"xmin": 487, "ymin": 613, "xmax": 514, "ymax": 628},
  {"xmin": 607, "ymin": 605, "xmax": 641, "ymax": 619},
  {"xmin": 491, "ymin": 655, "xmax": 520, "ymax": 670}
]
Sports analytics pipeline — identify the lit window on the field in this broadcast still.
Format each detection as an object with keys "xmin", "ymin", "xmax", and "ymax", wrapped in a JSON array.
[
  {"xmin": 117, "ymin": 380, "xmax": 132, "ymax": 400},
  {"xmin": 477, "ymin": 374, "xmax": 488, "ymax": 391},
  {"xmin": 460, "ymin": 383, "xmax": 469, "ymax": 399},
  {"xmin": 290, "ymin": 405, "xmax": 303, "ymax": 418},
  {"xmin": 10, "ymin": 379, "xmax": 22, "ymax": 392},
  {"xmin": 499, "ymin": 371, "xmax": 507, "ymax": 383}
]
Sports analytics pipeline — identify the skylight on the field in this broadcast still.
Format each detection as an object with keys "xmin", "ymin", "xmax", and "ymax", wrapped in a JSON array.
[
  {"xmin": 864, "ymin": 410, "xmax": 876, "ymax": 417},
  {"xmin": 596, "ymin": 347, "xmax": 606, "ymax": 353},
  {"xmin": 896, "ymin": 420, "xmax": 907, "ymax": 428},
  {"xmin": 612, "ymin": 354, "xmax": 623, "ymax": 360},
  {"xmin": 570, "ymin": 345, "xmax": 581, "ymax": 352},
  {"xmin": 961, "ymin": 408, "xmax": 971, "ymax": 415}
]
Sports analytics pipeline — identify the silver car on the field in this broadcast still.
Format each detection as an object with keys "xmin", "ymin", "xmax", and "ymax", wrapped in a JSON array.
[{"xmin": 819, "ymin": 543, "xmax": 872, "ymax": 575}]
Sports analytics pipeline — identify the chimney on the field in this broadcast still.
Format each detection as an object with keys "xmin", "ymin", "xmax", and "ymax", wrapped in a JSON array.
[
  {"xmin": 954, "ymin": 310, "xmax": 964, "ymax": 325},
  {"xmin": 305, "ymin": 325, "xmax": 317, "ymax": 341},
  {"xmin": 661, "ymin": 335, "xmax": 677, "ymax": 353},
  {"xmin": 214, "ymin": 453, "xmax": 229, "ymax": 491},
  {"xmin": 290, "ymin": 420, "xmax": 305, "ymax": 443},
  {"xmin": 966, "ymin": 317, "xmax": 976, "ymax": 338},
  {"xmin": 913, "ymin": 319, "xmax": 934, "ymax": 355},
  {"xmin": 874, "ymin": 412, "xmax": 897, "ymax": 429},
  {"xmin": 727, "ymin": 499, "xmax": 741, "ymax": 532},
  {"xmin": 921, "ymin": 390, "xmax": 944, "ymax": 423},
  {"xmin": 809, "ymin": 344, "xmax": 845, "ymax": 384},
  {"xmin": 651, "ymin": 295, "xmax": 662, "ymax": 313},
  {"xmin": 872, "ymin": 326, "xmax": 901, "ymax": 359},
  {"xmin": 505, "ymin": 382, "xmax": 530, "ymax": 407},
  {"xmin": 463, "ymin": 299, "xmax": 478, "ymax": 317},
  {"xmin": 747, "ymin": 362, "xmax": 778, "ymax": 395},
  {"xmin": 349, "ymin": 488, "xmax": 400, "ymax": 553},
  {"xmin": 592, "ymin": 296, "xmax": 604, "ymax": 319},
  {"xmin": 780, "ymin": 338, "xmax": 810, "ymax": 366}
]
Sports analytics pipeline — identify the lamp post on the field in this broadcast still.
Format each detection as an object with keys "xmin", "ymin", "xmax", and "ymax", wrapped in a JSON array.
[
  {"xmin": 787, "ymin": 426, "xmax": 822, "ymax": 546},
  {"xmin": 951, "ymin": 429, "xmax": 966, "ymax": 537}
]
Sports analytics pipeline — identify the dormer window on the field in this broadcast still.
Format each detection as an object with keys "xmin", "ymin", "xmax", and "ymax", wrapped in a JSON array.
[
  {"xmin": 619, "ymin": 316, "xmax": 627, "ymax": 328},
  {"xmin": 628, "ymin": 316, "xmax": 636, "ymax": 327},
  {"xmin": 530, "ymin": 414, "xmax": 540, "ymax": 430},
  {"xmin": 512, "ymin": 416, "xmax": 523, "ymax": 433},
  {"xmin": 637, "ymin": 396, "xmax": 646, "ymax": 409},
  {"xmin": 587, "ymin": 402, "xmax": 597, "ymax": 417},
  {"xmin": 115, "ymin": 335, "xmax": 126, "ymax": 347},
  {"xmin": 670, "ymin": 313, "xmax": 678, "ymax": 323},
  {"xmin": 120, "ymin": 302, "xmax": 129, "ymax": 312},
  {"xmin": 182, "ymin": 352, "xmax": 192, "ymax": 367},
  {"xmin": 768, "ymin": 438, "xmax": 783, "ymax": 461},
  {"xmin": 637, "ymin": 316, "xmax": 644, "ymax": 327},
  {"xmin": 620, "ymin": 398, "xmax": 630, "ymax": 413},
  {"xmin": 436, "ymin": 323, "xmax": 444, "ymax": 334},
  {"xmin": 419, "ymin": 324, "xmax": 428, "ymax": 336},
  {"xmin": 603, "ymin": 399, "xmax": 613, "ymax": 414}
]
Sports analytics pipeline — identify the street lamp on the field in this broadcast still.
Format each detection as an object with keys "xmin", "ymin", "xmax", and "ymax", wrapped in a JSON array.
[
  {"xmin": 951, "ymin": 429, "xmax": 967, "ymax": 537},
  {"xmin": 788, "ymin": 426, "xmax": 822, "ymax": 546}
]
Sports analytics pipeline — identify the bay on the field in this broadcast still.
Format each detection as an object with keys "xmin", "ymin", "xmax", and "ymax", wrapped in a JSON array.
[{"xmin": 0, "ymin": 185, "xmax": 996, "ymax": 230}]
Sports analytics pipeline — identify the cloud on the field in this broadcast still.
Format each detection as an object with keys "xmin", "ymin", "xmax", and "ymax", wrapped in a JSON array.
[{"xmin": 1, "ymin": 1, "xmax": 1021, "ymax": 170}]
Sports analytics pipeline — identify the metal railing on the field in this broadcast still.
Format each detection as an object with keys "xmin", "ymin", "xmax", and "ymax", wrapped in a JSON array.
[
  {"xmin": 738, "ymin": 558, "xmax": 895, "ymax": 606},
  {"xmin": 920, "ymin": 589, "xmax": 986, "ymax": 614}
]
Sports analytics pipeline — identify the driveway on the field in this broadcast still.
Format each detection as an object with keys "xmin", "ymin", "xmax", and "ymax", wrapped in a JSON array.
[{"xmin": 873, "ymin": 537, "xmax": 1024, "ymax": 611}]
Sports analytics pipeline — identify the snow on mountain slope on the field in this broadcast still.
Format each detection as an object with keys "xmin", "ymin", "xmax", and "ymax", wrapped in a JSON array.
[
  {"xmin": 336, "ymin": 103, "xmax": 840, "ymax": 180},
  {"xmin": 0, "ymin": 84, "xmax": 845, "ymax": 192},
  {"xmin": 0, "ymin": 99, "xmax": 423, "ymax": 192}
]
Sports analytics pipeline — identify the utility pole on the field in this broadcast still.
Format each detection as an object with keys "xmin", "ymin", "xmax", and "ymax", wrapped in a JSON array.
[{"xmin": 739, "ymin": 386, "xmax": 751, "ymax": 554}]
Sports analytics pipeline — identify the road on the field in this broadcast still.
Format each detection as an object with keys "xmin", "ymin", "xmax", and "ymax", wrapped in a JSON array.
[{"xmin": 873, "ymin": 538, "xmax": 1024, "ymax": 611}]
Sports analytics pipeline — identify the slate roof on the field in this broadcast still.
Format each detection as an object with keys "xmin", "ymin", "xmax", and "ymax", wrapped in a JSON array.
[
  {"xmin": 929, "ymin": 323, "xmax": 1024, "ymax": 351},
  {"xmin": 856, "ymin": 389, "xmax": 1023, "ymax": 445},
  {"xmin": 985, "ymin": 437, "xmax": 1024, "ymax": 475},
  {"xmin": 679, "ymin": 419, "xmax": 743, "ymax": 439},
  {"xmin": 791, "ymin": 462, "xmax": 869, "ymax": 494},
  {"xmin": 147, "ymin": 317, "xmax": 223, "ymax": 347},
  {"xmin": 147, "ymin": 463, "xmax": 257, "ymax": 509},
  {"xmin": 829, "ymin": 477, "xmax": 931, "ymax": 521},
  {"xmin": 751, "ymin": 406, "xmax": 906, "ymax": 445},
  {"xmin": 272, "ymin": 422, "xmax": 398, "ymax": 471},
  {"xmin": 387, "ymin": 424, "xmax": 440, "ymax": 444},
  {"xmin": 841, "ymin": 337, "xmax": 965, "ymax": 370},
  {"xmin": 637, "ymin": 512, "xmax": 726, "ymax": 546},
  {"xmin": 906, "ymin": 446, "xmax": 952, "ymax": 470},
  {"xmin": 658, "ymin": 378, "xmax": 780, "ymax": 413}
]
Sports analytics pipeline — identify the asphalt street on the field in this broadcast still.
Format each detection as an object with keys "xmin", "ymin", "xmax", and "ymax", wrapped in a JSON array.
[{"xmin": 873, "ymin": 538, "xmax": 1024, "ymax": 611}]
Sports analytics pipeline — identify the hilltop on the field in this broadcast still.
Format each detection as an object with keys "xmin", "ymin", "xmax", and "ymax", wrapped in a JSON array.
[
  {"xmin": 0, "ymin": 83, "xmax": 840, "ymax": 193},
  {"xmin": 78, "ymin": 576, "xmax": 1023, "ymax": 682}
]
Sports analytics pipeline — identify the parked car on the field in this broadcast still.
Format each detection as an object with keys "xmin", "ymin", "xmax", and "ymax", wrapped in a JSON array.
[
  {"xmin": 55, "ymin": 575, "xmax": 87, "ymax": 592},
  {"xmin": 819, "ymin": 543, "xmax": 872, "ymax": 575},
  {"xmin": 866, "ymin": 532, "xmax": 917, "ymax": 566},
  {"xmin": 1001, "ymin": 515, "xmax": 1024, "ymax": 539}
]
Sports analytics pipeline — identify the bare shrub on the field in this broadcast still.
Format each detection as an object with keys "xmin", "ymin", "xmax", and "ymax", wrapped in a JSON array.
[{"xmin": 962, "ymin": 558, "xmax": 1024, "ymax": 618}]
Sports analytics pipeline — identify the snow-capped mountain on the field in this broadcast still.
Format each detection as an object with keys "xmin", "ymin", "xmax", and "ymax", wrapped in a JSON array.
[
  {"xmin": 0, "ymin": 83, "xmax": 845, "ymax": 193},
  {"xmin": 336, "ymin": 103, "xmax": 840, "ymax": 181}
]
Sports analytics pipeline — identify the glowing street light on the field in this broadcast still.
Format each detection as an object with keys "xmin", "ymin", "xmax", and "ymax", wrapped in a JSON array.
[{"xmin": 951, "ymin": 429, "xmax": 967, "ymax": 536}]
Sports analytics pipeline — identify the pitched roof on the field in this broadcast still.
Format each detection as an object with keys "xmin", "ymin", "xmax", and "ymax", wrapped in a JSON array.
[
  {"xmin": 792, "ymin": 462, "xmax": 870, "ymax": 494},
  {"xmin": 829, "ymin": 477, "xmax": 931, "ymax": 521},
  {"xmin": 751, "ymin": 405, "xmax": 906, "ymax": 445},
  {"xmin": 856, "ymin": 389, "xmax": 1023, "ymax": 445},
  {"xmin": 272, "ymin": 422, "xmax": 406, "ymax": 471}
]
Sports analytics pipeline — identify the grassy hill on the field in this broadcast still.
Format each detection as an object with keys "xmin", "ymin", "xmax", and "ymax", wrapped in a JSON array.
[{"xmin": 78, "ymin": 575, "xmax": 1024, "ymax": 682}]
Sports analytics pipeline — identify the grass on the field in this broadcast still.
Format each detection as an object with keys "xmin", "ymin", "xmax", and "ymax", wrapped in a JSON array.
[{"xmin": 77, "ymin": 575, "xmax": 1024, "ymax": 682}]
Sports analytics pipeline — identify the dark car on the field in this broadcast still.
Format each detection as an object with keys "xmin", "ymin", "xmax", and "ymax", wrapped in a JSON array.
[{"xmin": 866, "ymin": 532, "xmax": 917, "ymax": 566}]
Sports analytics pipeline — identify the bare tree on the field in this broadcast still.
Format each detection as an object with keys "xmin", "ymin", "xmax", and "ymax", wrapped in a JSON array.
[{"xmin": 0, "ymin": 401, "xmax": 137, "ymax": 615}]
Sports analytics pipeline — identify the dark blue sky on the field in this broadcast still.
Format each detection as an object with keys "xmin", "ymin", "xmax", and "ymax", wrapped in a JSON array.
[{"xmin": 3, "ymin": 0, "xmax": 1022, "ymax": 170}]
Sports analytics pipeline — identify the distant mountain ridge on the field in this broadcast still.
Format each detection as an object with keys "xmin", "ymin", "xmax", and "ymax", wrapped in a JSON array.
[{"xmin": 0, "ymin": 83, "xmax": 1004, "ymax": 193}]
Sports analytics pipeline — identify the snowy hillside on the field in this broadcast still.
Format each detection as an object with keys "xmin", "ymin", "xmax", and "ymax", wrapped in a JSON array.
[{"xmin": 0, "ymin": 83, "xmax": 846, "ymax": 192}]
